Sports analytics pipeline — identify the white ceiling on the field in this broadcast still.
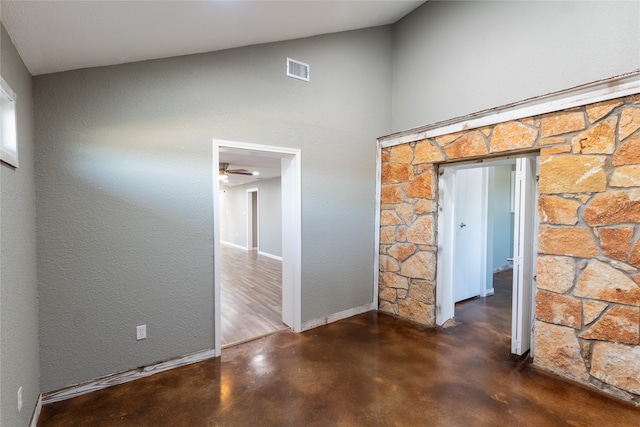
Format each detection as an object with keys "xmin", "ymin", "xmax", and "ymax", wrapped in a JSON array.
[
  {"xmin": 218, "ymin": 148, "xmax": 282, "ymax": 188},
  {"xmin": 1, "ymin": 0, "xmax": 424, "ymax": 76}
]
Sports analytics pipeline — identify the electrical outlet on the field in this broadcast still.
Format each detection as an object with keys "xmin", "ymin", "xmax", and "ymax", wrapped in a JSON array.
[
  {"xmin": 17, "ymin": 387, "xmax": 22, "ymax": 412},
  {"xmin": 136, "ymin": 325, "xmax": 146, "ymax": 340}
]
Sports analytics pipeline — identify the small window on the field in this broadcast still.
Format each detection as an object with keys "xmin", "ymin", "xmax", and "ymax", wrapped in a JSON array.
[{"xmin": 1, "ymin": 76, "xmax": 18, "ymax": 168}]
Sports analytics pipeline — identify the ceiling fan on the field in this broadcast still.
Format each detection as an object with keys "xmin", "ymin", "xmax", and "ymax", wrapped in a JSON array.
[{"xmin": 218, "ymin": 162, "xmax": 254, "ymax": 180}]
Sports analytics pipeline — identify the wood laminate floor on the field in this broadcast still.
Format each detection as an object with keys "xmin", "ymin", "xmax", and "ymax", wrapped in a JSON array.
[{"xmin": 220, "ymin": 243, "xmax": 287, "ymax": 346}]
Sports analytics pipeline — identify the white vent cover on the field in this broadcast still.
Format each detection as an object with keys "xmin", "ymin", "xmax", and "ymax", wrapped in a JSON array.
[{"xmin": 287, "ymin": 58, "xmax": 310, "ymax": 81}]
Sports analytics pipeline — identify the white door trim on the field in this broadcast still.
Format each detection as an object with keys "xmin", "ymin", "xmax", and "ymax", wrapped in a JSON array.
[
  {"xmin": 213, "ymin": 139, "xmax": 302, "ymax": 356},
  {"xmin": 246, "ymin": 188, "xmax": 259, "ymax": 250}
]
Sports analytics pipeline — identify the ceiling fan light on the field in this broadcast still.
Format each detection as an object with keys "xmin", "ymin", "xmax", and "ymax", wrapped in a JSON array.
[
  {"xmin": 252, "ymin": 171, "xmax": 259, "ymax": 176},
  {"xmin": 218, "ymin": 171, "xmax": 227, "ymax": 180}
]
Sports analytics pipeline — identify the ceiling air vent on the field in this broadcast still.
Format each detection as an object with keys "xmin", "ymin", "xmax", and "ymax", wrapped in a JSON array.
[{"xmin": 287, "ymin": 58, "xmax": 309, "ymax": 82}]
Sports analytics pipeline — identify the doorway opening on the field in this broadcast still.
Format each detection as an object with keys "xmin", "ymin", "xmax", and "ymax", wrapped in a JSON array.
[
  {"xmin": 213, "ymin": 140, "xmax": 301, "ymax": 356},
  {"xmin": 246, "ymin": 188, "xmax": 259, "ymax": 251},
  {"xmin": 437, "ymin": 155, "xmax": 539, "ymax": 357}
]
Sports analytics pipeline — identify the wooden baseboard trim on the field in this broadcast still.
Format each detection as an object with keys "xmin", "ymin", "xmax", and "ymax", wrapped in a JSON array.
[
  {"xmin": 301, "ymin": 302, "xmax": 375, "ymax": 331},
  {"xmin": 29, "ymin": 393, "xmax": 42, "ymax": 427},
  {"xmin": 42, "ymin": 348, "xmax": 216, "ymax": 404}
]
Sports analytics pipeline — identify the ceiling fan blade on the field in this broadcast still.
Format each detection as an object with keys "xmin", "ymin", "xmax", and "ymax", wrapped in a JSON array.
[{"xmin": 228, "ymin": 170, "xmax": 253, "ymax": 176}]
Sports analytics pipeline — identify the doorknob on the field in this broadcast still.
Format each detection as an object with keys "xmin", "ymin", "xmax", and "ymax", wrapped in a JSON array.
[
  {"xmin": 459, "ymin": 223, "xmax": 466, "ymax": 228},
  {"xmin": 507, "ymin": 257, "xmax": 514, "ymax": 262}
]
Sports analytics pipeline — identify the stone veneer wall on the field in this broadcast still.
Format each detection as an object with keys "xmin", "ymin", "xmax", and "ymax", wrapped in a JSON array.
[{"xmin": 379, "ymin": 94, "xmax": 640, "ymax": 402}]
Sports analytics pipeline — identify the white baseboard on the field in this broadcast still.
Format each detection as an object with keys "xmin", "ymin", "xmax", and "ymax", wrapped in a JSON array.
[
  {"xmin": 301, "ymin": 302, "xmax": 375, "ymax": 332},
  {"xmin": 29, "ymin": 393, "xmax": 42, "ymax": 427},
  {"xmin": 258, "ymin": 250, "xmax": 283, "ymax": 261},
  {"xmin": 486, "ymin": 288, "xmax": 495, "ymax": 296},
  {"xmin": 220, "ymin": 240, "xmax": 247, "ymax": 250},
  {"xmin": 42, "ymin": 348, "xmax": 216, "ymax": 404}
]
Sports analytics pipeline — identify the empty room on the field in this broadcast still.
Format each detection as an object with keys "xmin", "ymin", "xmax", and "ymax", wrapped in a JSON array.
[{"xmin": 1, "ymin": 1, "xmax": 640, "ymax": 426}]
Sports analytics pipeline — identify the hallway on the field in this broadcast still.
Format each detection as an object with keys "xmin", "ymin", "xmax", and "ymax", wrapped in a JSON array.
[
  {"xmin": 220, "ymin": 243, "xmax": 287, "ymax": 346},
  {"xmin": 38, "ymin": 271, "xmax": 639, "ymax": 426}
]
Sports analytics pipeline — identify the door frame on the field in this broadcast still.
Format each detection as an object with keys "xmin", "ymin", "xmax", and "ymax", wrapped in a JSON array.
[
  {"xmin": 246, "ymin": 188, "xmax": 259, "ymax": 251},
  {"xmin": 436, "ymin": 155, "xmax": 538, "ymax": 354},
  {"xmin": 213, "ymin": 139, "xmax": 302, "ymax": 356}
]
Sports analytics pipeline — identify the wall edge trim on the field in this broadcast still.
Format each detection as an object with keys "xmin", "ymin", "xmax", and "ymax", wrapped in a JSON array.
[
  {"xmin": 42, "ymin": 348, "xmax": 216, "ymax": 404},
  {"xmin": 29, "ymin": 393, "xmax": 43, "ymax": 427},
  {"xmin": 301, "ymin": 303, "xmax": 375, "ymax": 332},
  {"xmin": 257, "ymin": 250, "xmax": 283, "ymax": 261},
  {"xmin": 379, "ymin": 70, "xmax": 640, "ymax": 148}
]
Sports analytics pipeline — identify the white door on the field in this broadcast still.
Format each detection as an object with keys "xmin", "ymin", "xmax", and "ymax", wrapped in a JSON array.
[
  {"xmin": 511, "ymin": 157, "xmax": 537, "ymax": 355},
  {"xmin": 453, "ymin": 168, "xmax": 486, "ymax": 303}
]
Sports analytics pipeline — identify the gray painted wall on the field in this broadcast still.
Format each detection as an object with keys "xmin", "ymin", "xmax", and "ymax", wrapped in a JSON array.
[
  {"xmin": 34, "ymin": 27, "xmax": 392, "ymax": 391},
  {"xmin": 1, "ymin": 23, "xmax": 40, "ymax": 427},
  {"xmin": 220, "ymin": 178, "xmax": 282, "ymax": 256},
  {"xmin": 391, "ymin": 1, "xmax": 640, "ymax": 131}
]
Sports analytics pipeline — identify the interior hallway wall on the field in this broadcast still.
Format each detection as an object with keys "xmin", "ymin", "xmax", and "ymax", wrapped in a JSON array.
[
  {"xmin": 34, "ymin": 26, "xmax": 392, "ymax": 391},
  {"xmin": 391, "ymin": 1, "xmax": 640, "ymax": 131},
  {"xmin": 220, "ymin": 177, "xmax": 282, "ymax": 258},
  {"xmin": 0, "ymin": 23, "xmax": 40, "ymax": 427}
]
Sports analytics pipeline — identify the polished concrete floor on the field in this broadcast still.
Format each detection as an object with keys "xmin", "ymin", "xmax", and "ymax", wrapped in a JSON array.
[{"xmin": 39, "ymin": 271, "xmax": 639, "ymax": 426}]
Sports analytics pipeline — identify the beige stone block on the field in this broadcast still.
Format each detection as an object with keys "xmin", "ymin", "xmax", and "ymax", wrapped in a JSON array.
[
  {"xmin": 394, "ymin": 203, "xmax": 413, "ymax": 225},
  {"xmin": 534, "ymin": 321, "xmax": 589, "ymax": 381},
  {"xmin": 628, "ymin": 239, "xmax": 640, "ymax": 268},
  {"xmin": 408, "ymin": 279, "xmax": 435, "ymax": 304},
  {"xmin": 600, "ymin": 226, "xmax": 634, "ymax": 262},
  {"xmin": 381, "ymin": 150, "xmax": 390, "ymax": 162},
  {"xmin": 379, "ymin": 226, "xmax": 396, "ymax": 245},
  {"xmin": 378, "ymin": 300, "xmax": 398, "ymax": 315},
  {"xmin": 413, "ymin": 199, "xmax": 434, "ymax": 214},
  {"xmin": 380, "ymin": 185, "xmax": 404, "ymax": 204},
  {"xmin": 400, "ymin": 251, "xmax": 435, "ymax": 280},
  {"xmin": 584, "ymin": 190, "xmax": 640, "ymax": 226},
  {"xmin": 536, "ymin": 255, "xmax": 575, "ymax": 293},
  {"xmin": 436, "ymin": 131, "xmax": 465, "ymax": 147},
  {"xmin": 380, "ymin": 210, "xmax": 403, "ymax": 226},
  {"xmin": 539, "ymin": 155, "xmax": 606, "ymax": 194},
  {"xmin": 541, "ymin": 111, "xmax": 586, "ymax": 137},
  {"xmin": 613, "ymin": 134, "xmax": 640, "ymax": 166},
  {"xmin": 406, "ymin": 168, "xmax": 434, "ymax": 199},
  {"xmin": 611, "ymin": 165, "xmax": 640, "ymax": 187},
  {"xmin": 540, "ymin": 137, "xmax": 566, "ymax": 146},
  {"xmin": 619, "ymin": 107, "xmax": 640, "ymax": 141},
  {"xmin": 444, "ymin": 131, "xmax": 488, "ymax": 160},
  {"xmin": 406, "ymin": 215, "xmax": 434, "ymax": 245},
  {"xmin": 490, "ymin": 121, "xmax": 538, "ymax": 153},
  {"xmin": 379, "ymin": 255, "xmax": 400, "ymax": 272},
  {"xmin": 396, "ymin": 226, "xmax": 406, "ymax": 242},
  {"xmin": 388, "ymin": 243, "xmax": 416, "ymax": 262},
  {"xmin": 586, "ymin": 99, "xmax": 623, "ymax": 124},
  {"xmin": 397, "ymin": 289, "xmax": 408, "ymax": 299},
  {"xmin": 480, "ymin": 126, "xmax": 492, "ymax": 137},
  {"xmin": 389, "ymin": 144, "xmax": 413, "ymax": 163},
  {"xmin": 520, "ymin": 117, "xmax": 536, "ymax": 127},
  {"xmin": 574, "ymin": 260, "xmax": 640, "ymax": 306},
  {"xmin": 571, "ymin": 116, "xmax": 617, "ymax": 154},
  {"xmin": 413, "ymin": 139, "xmax": 444, "ymax": 164},
  {"xmin": 579, "ymin": 305, "xmax": 639, "ymax": 344},
  {"xmin": 536, "ymin": 290, "xmax": 582, "ymax": 329},
  {"xmin": 629, "ymin": 94, "xmax": 640, "ymax": 104},
  {"xmin": 538, "ymin": 196, "xmax": 580, "ymax": 225},
  {"xmin": 541, "ymin": 145, "xmax": 571, "ymax": 155},
  {"xmin": 379, "ymin": 272, "xmax": 408, "ymax": 289},
  {"xmin": 591, "ymin": 342, "xmax": 640, "ymax": 394},
  {"xmin": 382, "ymin": 163, "xmax": 413, "ymax": 184},
  {"xmin": 379, "ymin": 286, "xmax": 397, "ymax": 302},
  {"xmin": 398, "ymin": 298, "xmax": 435, "ymax": 326},
  {"xmin": 583, "ymin": 301, "xmax": 608, "ymax": 325},
  {"xmin": 538, "ymin": 225, "xmax": 598, "ymax": 258}
]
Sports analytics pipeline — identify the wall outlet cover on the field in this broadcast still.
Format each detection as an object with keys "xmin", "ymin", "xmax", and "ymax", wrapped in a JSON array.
[{"xmin": 136, "ymin": 325, "xmax": 146, "ymax": 340}]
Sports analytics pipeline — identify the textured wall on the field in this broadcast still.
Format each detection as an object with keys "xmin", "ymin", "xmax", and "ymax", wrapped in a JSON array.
[
  {"xmin": 391, "ymin": 1, "xmax": 640, "ymax": 132},
  {"xmin": 220, "ymin": 177, "xmax": 282, "ymax": 257},
  {"xmin": 378, "ymin": 94, "xmax": 640, "ymax": 402},
  {"xmin": 0, "ymin": 23, "xmax": 40, "ymax": 426},
  {"xmin": 34, "ymin": 27, "xmax": 392, "ymax": 391}
]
